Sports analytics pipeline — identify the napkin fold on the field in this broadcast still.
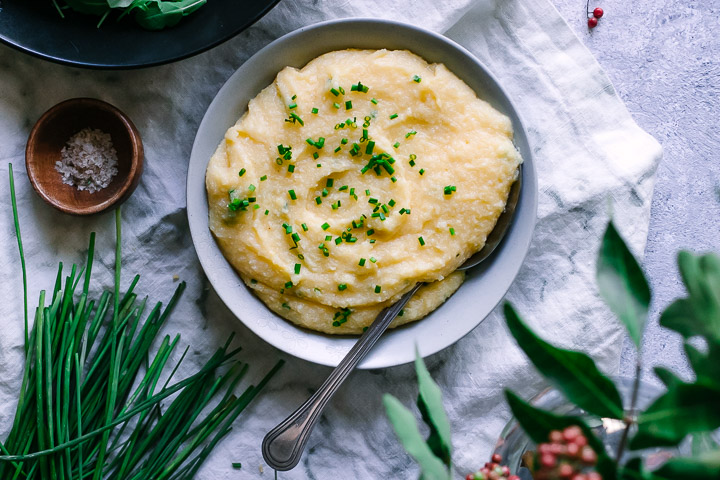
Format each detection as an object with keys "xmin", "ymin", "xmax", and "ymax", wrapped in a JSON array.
[{"xmin": 0, "ymin": 0, "xmax": 661, "ymax": 478}]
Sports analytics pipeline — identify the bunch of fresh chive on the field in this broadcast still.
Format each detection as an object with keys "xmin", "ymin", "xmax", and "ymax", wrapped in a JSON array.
[{"xmin": 0, "ymin": 165, "xmax": 283, "ymax": 479}]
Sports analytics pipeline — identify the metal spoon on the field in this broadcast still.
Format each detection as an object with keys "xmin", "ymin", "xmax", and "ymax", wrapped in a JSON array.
[{"xmin": 262, "ymin": 166, "xmax": 523, "ymax": 471}]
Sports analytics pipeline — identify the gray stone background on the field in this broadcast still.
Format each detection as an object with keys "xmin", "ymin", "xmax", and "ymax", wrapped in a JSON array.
[{"xmin": 549, "ymin": 0, "xmax": 719, "ymax": 380}]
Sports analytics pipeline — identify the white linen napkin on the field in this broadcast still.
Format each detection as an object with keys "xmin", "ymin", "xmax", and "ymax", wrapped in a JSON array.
[{"xmin": 0, "ymin": 0, "xmax": 661, "ymax": 478}]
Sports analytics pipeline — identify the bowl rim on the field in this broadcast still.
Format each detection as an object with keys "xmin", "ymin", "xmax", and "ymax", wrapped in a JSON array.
[
  {"xmin": 25, "ymin": 97, "xmax": 144, "ymax": 216},
  {"xmin": 187, "ymin": 17, "xmax": 539, "ymax": 369}
]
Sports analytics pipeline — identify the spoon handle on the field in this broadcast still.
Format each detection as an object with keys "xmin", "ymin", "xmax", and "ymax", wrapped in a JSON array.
[{"xmin": 262, "ymin": 282, "xmax": 422, "ymax": 471}]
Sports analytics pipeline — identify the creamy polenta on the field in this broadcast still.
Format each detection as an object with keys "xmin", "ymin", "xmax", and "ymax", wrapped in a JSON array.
[{"xmin": 206, "ymin": 49, "xmax": 521, "ymax": 334}]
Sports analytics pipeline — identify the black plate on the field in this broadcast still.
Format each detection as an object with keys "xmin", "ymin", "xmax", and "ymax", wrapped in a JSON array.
[{"xmin": 0, "ymin": 0, "xmax": 280, "ymax": 69}]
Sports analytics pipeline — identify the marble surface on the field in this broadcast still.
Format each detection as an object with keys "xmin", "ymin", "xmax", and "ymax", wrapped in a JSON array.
[{"xmin": 549, "ymin": 0, "xmax": 720, "ymax": 381}]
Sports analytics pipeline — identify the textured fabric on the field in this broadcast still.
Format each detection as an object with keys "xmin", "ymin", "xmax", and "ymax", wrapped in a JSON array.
[{"xmin": 0, "ymin": 0, "xmax": 661, "ymax": 478}]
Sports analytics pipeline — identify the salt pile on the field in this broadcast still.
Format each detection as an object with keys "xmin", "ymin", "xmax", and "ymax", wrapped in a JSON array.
[{"xmin": 55, "ymin": 128, "xmax": 118, "ymax": 193}]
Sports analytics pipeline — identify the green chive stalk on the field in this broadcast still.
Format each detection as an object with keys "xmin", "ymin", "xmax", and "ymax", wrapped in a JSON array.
[{"xmin": 0, "ymin": 164, "xmax": 284, "ymax": 478}]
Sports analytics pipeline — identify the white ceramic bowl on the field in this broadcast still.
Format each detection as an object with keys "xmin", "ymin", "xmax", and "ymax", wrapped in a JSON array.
[{"xmin": 187, "ymin": 18, "xmax": 538, "ymax": 369}]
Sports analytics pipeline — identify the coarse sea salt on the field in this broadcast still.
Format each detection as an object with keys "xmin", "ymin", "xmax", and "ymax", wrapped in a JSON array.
[{"xmin": 55, "ymin": 127, "xmax": 118, "ymax": 194}]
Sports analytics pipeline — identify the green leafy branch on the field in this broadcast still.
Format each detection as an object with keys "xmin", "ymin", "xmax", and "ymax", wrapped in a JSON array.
[{"xmin": 52, "ymin": 0, "xmax": 207, "ymax": 30}]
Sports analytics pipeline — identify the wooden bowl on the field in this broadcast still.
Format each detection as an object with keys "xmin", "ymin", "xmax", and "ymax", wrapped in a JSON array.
[{"xmin": 26, "ymin": 98, "xmax": 143, "ymax": 215}]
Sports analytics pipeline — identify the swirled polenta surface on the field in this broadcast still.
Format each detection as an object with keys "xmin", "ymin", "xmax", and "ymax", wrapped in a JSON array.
[{"xmin": 206, "ymin": 49, "xmax": 521, "ymax": 334}]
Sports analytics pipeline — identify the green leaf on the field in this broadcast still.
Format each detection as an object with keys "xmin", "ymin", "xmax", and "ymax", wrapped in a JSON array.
[
  {"xmin": 383, "ymin": 394, "xmax": 450, "ymax": 480},
  {"xmin": 620, "ymin": 458, "xmax": 645, "ymax": 480},
  {"xmin": 414, "ymin": 350, "xmax": 452, "ymax": 466},
  {"xmin": 652, "ymin": 449, "xmax": 720, "ymax": 479},
  {"xmin": 653, "ymin": 367, "xmax": 683, "ymax": 389},
  {"xmin": 692, "ymin": 432, "xmax": 720, "ymax": 456},
  {"xmin": 505, "ymin": 390, "xmax": 617, "ymax": 480},
  {"xmin": 504, "ymin": 303, "xmax": 624, "ymax": 419},
  {"xmin": 660, "ymin": 252, "xmax": 720, "ymax": 344},
  {"xmin": 685, "ymin": 343, "xmax": 720, "ymax": 388},
  {"xmin": 596, "ymin": 221, "xmax": 651, "ymax": 348},
  {"xmin": 631, "ymin": 380, "xmax": 720, "ymax": 449},
  {"xmin": 134, "ymin": 1, "xmax": 182, "ymax": 30},
  {"xmin": 107, "ymin": 0, "xmax": 134, "ymax": 8}
]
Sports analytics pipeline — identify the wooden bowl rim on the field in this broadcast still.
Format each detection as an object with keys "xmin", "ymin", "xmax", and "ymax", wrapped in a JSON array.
[{"xmin": 25, "ymin": 97, "xmax": 144, "ymax": 216}]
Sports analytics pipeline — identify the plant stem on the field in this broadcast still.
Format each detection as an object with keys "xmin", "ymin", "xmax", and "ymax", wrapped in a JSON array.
[
  {"xmin": 616, "ymin": 360, "xmax": 642, "ymax": 461},
  {"xmin": 8, "ymin": 164, "xmax": 29, "ymax": 354}
]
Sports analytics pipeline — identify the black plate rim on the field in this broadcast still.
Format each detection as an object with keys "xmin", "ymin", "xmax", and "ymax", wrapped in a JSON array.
[{"xmin": 0, "ymin": 0, "xmax": 281, "ymax": 70}]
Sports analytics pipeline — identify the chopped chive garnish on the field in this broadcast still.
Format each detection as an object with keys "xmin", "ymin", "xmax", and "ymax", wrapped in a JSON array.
[
  {"xmin": 254, "ymin": 204, "xmax": 260, "ymax": 209},
  {"xmin": 418, "ymin": 236, "xmax": 425, "ymax": 246},
  {"xmin": 330, "ymin": 87, "xmax": 340, "ymax": 96},
  {"xmin": 292, "ymin": 94, "xmax": 297, "ymax": 100},
  {"xmin": 388, "ymin": 199, "xmax": 396, "ymax": 207},
  {"xmin": 285, "ymin": 112, "xmax": 304, "ymax": 126},
  {"xmin": 419, "ymin": 169, "xmax": 425, "ymax": 175},
  {"xmin": 449, "ymin": 227, "xmax": 455, "ymax": 235},
  {"xmin": 412, "ymin": 75, "xmax": 422, "ymax": 83},
  {"xmin": 370, "ymin": 257, "xmax": 377, "ymax": 263},
  {"xmin": 292, "ymin": 232, "xmax": 300, "ymax": 243},
  {"xmin": 341, "ymin": 138, "xmax": 349, "ymax": 145},
  {"xmin": 334, "ymin": 146, "xmax": 342, "ymax": 153},
  {"xmin": 409, "ymin": 159, "xmax": 416, "ymax": 167},
  {"xmin": 345, "ymin": 100, "xmax": 353, "ymax": 110},
  {"xmin": 248, "ymin": 184, "xmax": 256, "ymax": 191},
  {"xmin": 338, "ymin": 283, "xmax": 347, "ymax": 291},
  {"xmin": 366, "ymin": 229, "xmax": 375, "ymax": 236},
  {"xmin": 260, "ymin": 175, "xmax": 267, "ymax": 181},
  {"xmin": 294, "ymin": 263, "xmax": 301, "ymax": 274},
  {"xmin": 365, "ymin": 141, "xmax": 375, "ymax": 155},
  {"xmin": 368, "ymin": 198, "xmax": 378, "ymax": 204},
  {"xmin": 391, "ymin": 177, "xmax": 397, "ymax": 183},
  {"xmin": 288, "ymin": 164, "xmax": 295, "ymax": 173},
  {"xmin": 399, "ymin": 208, "xmax": 407, "ymax": 215},
  {"xmin": 322, "ymin": 188, "xmax": 329, "ymax": 197},
  {"xmin": 371, "ymin": 98, "xmax": 379, "ymax": 105},
  {"xmin": 285, "ymin": 281, "xmax": 294, "ymax": 289},
  {"xmin": 311, "ymin": 107, "xmax": 319, "ymax": 114},
  {"xmin": 264, "ymin": 209, "xmax": 269, "ymax": 215},
  {"xmin": 326, "ymin": 178, "xmax": 334, "ymax": 188},
  {"xmin": 288, "ymin": 102, "xmax": 297, "ymax": 109},
  {"xmin": 325, "ymin": 235, "xmax": 332, "ymax": 241},
  {"xmin": 359, "ymin": 258, "xmax": 366, "ymax": 266},
  {"xmin": 239, "ymin": 168, "xmax": 246, "ymax": 176},
  {"xmin": 444, "ymin": 185, "xmax": 457, "ymax": 195},
  {"xmin": 381, "ymin": 204, "xmax": 389, "ymax": 213},
  {"xmin": 317, "ymin": 163, "xmax": 322, "ymax": 168},
  {"xmin": 374, "ymin": 285, "xmax": 381, "ymax": 293},
  {"xmin": 301, "ymin": 223, "xmax": 308, "ymax": 231},
  {"xmin": 315, "ymin": 197, "xmax": 322, "ymax": 204},
  {"xmin": 334, "ymin": 237, "xmax": 342, "ymax": 245},
  {"xmin": 339, "ymin": 86, "xmax": 345, "ymax": 94},
  {"xmin": 393, "ymin": 142, "xmax": 400, "ymax": 149},
  {"xmin": 313, "ymin": 152, "xmax": 319, "ymax": 159},
  {"xmin": 333, "ymin": 102, "xmax": 340, "ymax": 109},
  {"xmin": 331, "ymin": 201, "xmax": 340, "ymax": 210},
  {"xmin": 282, "ymin": 302, "xmax": 291, "ymax": 309},
  {"xmin": 362, "ymin": 128, "xmax": 369, "ymax": 140},
  {"xmin": 283, "ymin": 223, "xmax": 292, "ymax": 234},
  {"xmin": 405, "ymin": 130, "xmax": 417, "ymax": 138},
  {"xmin": 339, "ymin": 185, "xmax": 348, "ymax": 191},
  {"xmin": 321, "ymin": 222, "xmax": 330, "ymax": 230},
  {"xmin": 365, "ymin": 189, "xmax": 371, "ymax": 195},
  {"xmin": 233, "ymin": 463, "xmax": 242, "ymax": 469},
  {"xmin": 288, "ymin": 190, "xmax": 297, "ymax": 200},
  {"xmin": 389, "ymin": 113, "xmax": 398, "ymax": 119}
]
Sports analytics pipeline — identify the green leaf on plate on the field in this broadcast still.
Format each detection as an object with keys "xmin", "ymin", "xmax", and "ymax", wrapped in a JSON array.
[
  {"xmin": 652, "ymin": 449, "xmax": 720, "ymax": 479},
  {"xmin": 596, "ymin": 221, "xmax": 651, "ymax": 348},
  {"xmin": 504, "ymin": 303, "xmax": 624, "ymax": 419},
  {"xmin": 415, "ymin": 350, "xmax": 452, "ymax": 466},
  {"xmin": 383, "ymin": 394, "xmax": 450, "ymax": 480},
  {"xmin": 505, "ymin": 390, "xmax": 617, "ymax": 480},
  {"xmin": 660, "ymin": 252, "xmax": 720, "ymax": 344},
  {"xmin": 630, "ymin": 380, "xmax": 720, "ymax": 450}
]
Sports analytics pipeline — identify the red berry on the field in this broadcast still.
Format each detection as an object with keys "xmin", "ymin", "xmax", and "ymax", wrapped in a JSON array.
[
  {"xmin": 574, "ymin": 435, "xmax": 588, "ymax": 447},
  {"xmin": 550, "ymin": 430, "xmax": 563, "ymax": 443},
  {"xmin": 593, "ymin": 7, "xmax": 604, "ymax": 18},
  {"xmin": 567, "ymin": 442, "xmax": 580, "ymax": 456},
  {"xmin": 502, "ymin": 465, "xmax": 510, "ymax": 476},
  {"xmin": 559, "ymin": 463, "xmax": 575, "ymax": 478},
  {"xmin": 572, "ymin": 475, "xmax": 588, "ymax": 480},
  {"xmin": 588, "ymin": 17, "xmax": 598, "ymax": 28},
  {"xmin": 581, "ymin": 447, "xmax": 598, "ymax": 465},
  {"xmin": 587, "ymin": 472, "xmax": 603, "ymax": 480},
  {"xmin": 509, "ymin": 477, "xmax": 521, "ymax": 480},
  {"xmin": 563, "ymin": 426, "xmax": 582, "ymax": 442},
  {"xmin": 541, "ymin": 454, "xmax": 557, "ymax": 468},
  {"xmin": 539, "ymin": 443, "xmax": 552, "ymax": 455},
  {"xmin": 492, "ymin": 453, "xmax": 503, "ymax": 464},
  {"xmin": 466, "ymin": 475, "xmax": 475, "ymax": 480}
]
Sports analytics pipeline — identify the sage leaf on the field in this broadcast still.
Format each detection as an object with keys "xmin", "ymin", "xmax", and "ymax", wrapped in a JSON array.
[
  {"xmin": 383, "ymin": 394, "xmax": 450, "ymax": 480},
  {"xmin": 505, "ymin": 390, "xmax": 617, "ymax": 480},
  {"xmin": 631, "ymin": 381, "xmax": 720, "ymax": 449},
  {"xmin": 504, "ymin": 303, "xmax": 624, "ymax": 419},
  {"xmin": 415, "ymin": 350, "xmax": 452, "ymax": 466},
  {"xmin": 660, "ymin": 252, "xmax": 720, "ymax": 344},
  {"xmin": 685, "ymin": 343, "xmax": 720, "ymax": 388},
  {"xmin": 652, "ymin": 449, "xmax": 720, "ymax": 479},
  {"xmin": 597, "ymin": 221, "xmax": 651, "ymax": 348}
]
